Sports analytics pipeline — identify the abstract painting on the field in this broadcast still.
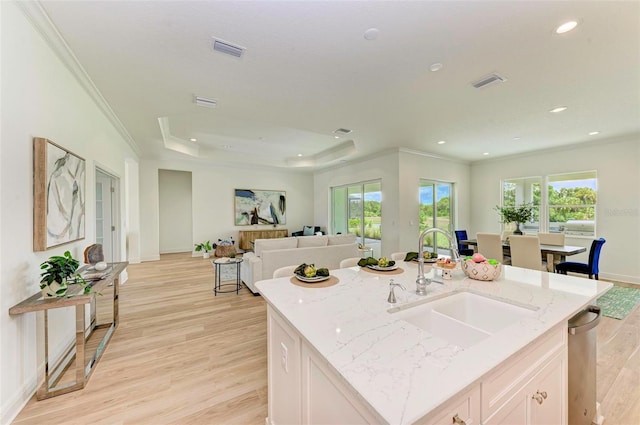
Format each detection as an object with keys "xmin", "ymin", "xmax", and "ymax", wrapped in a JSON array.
[
  {"xmin": 234, "ymin": 189, "xmax": 286, "ymax": 226},
  {"xmin": 33, "ymin": 138, "xmax": 86, "ymax": 251}
]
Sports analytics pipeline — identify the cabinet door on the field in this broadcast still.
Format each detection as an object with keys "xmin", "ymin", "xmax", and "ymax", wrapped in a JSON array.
[
  {"xmin": 529, "ymin": 353, "xmax": 565, "ymax": 425},
  {"xmin": 267, "ymin": 306, "xmax": 301, "ymax": 424},
  {"xmin": 301, "ymin": 344, "xmax": 382, "ymax": 424},
  {"xmin": 420, "ymin": 386, "xmax": 481, "ymax": 425},
  {"xmin": 483, "ymin": 393, "xmax": 528, "ymax": 425}
]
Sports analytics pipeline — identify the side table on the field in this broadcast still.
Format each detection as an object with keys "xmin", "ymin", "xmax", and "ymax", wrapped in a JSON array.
[
  {"xmin": 8, "ymin": 262, "xmax": 128, "ymax": 399},
  {"xmin": 212, "ymin": 258, "xmax": 243, "ymax": 295}
]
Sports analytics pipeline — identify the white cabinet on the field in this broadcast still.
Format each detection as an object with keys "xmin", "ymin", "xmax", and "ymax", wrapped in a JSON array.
[
  {"xmin": 266, "ymin": 306, "xmax": 567, "ymax": 425},
  {"xmin": 483, "ymin": 325, "xmax": 567, "ymax": 425},
  {"xmin": 267, "ymin": 305, "xmax": 301, "ymax": 424},
  {"xmin": 419, "ymin": 386, "xmax": 481, "ymax": 425},
  {"xmin": 301, "ymin": 343, "xmax": 383, "ymax": 424}
]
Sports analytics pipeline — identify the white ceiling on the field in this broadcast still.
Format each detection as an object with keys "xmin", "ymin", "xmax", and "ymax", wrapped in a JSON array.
[{"xmin": 36, "ymin": 0, "xmax": 640, "ymax": 169}]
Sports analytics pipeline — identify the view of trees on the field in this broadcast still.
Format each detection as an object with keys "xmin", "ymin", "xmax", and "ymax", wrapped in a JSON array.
[
  {"xmin": 348, "ymin": 199, "xmax": 382, "ymax": 239},
  {"xmin": 504, "ymin": 181, "xmax": 596, "ymax": 224}
]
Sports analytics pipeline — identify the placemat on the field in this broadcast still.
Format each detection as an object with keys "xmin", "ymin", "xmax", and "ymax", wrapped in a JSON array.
[
  {"xmin": 361, "ymin": 267, "xmax": 405, "ymax": 276},
  {"xmin": 290, "ymin": 275, "xmax": 340, "ymax": 288}
]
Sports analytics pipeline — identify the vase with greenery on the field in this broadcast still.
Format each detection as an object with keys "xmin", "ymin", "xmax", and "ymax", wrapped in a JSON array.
[
  {"xmin": 194, "ymin": 240, "xmax": 212, "ymax": 258},
  {"xmin": 495, "ymin": 203, "xmax": 534, "ymax": 235},
  {"xmin": 40, "ymin": 251, "xmax": 86, "ymax": 298}
]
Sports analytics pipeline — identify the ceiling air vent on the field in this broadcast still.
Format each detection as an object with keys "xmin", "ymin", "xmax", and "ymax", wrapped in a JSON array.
[
  {"xmin": 472, "ymin": 73, "xmax": 507, "ymax": 89},
  {"xmin": 333, "ymin": 128, "xmax": 352, "ymax": 135},
  {"xmin": 194, "ymin": 96, "xmax": 217, "ymax": 108},
  {"xmin": 212, "ymin": 38, "xmax": 244, "ymax": 58}
]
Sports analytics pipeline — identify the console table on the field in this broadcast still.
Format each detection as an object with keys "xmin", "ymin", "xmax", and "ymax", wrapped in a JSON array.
[
  {"xmin": 9, "ymin": 262, "xmax": 128, "ymax": 399},
  {"xmin": 238, "ymin": 229, "xmax": 288, "ymax": 251}
]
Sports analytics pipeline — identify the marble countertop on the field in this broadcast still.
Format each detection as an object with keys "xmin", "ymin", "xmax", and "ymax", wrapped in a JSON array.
[{"xmin": 256, "ymin": 262, "xmax": 612, "ymax": 424}]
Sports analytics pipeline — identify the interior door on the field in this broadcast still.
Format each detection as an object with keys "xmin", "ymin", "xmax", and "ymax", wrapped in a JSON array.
[{"xmin": 95, "ymin": 168, "xmax": 119, "ymax": 263}]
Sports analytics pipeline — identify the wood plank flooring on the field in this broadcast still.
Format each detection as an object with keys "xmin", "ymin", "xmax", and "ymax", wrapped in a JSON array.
[{"xmin": 13, "ymin": 253, "xmax": 640, "ymax": 424}]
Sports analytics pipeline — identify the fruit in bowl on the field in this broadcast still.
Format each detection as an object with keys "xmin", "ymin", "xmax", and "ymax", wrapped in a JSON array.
[
  {"xmin": 436, "ymin": 258, "xmax": 457, "ymax": 269},
  {"xmin": 461, "ymin": 254, "xmax": 501, "ymax": 281}
]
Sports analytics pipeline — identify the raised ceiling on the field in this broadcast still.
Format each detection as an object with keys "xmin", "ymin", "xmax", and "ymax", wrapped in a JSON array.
[{"xmin": 32, "ymin": 1, "xmax": 640, "ymax": 168}]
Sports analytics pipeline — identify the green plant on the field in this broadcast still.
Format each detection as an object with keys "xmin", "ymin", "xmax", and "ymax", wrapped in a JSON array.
[
  {"xmin": 495, "ymin": 203, "xmax": 535, "ymax": 224},
  {"xmin": 194, "ymin": 240, "xmax": 212, "ymax": 252},
  {"xmin": 40, "ymin": 251, "xmax": 90, "ymax": 294}
]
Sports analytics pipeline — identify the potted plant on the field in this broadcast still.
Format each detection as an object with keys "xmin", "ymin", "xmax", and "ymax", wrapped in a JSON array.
[
  {"xmin": 40, "ymin": 251, "xmax": 86, "ymax": 298},
  {"xmin": 194, "ymin": 240, "xmax": 213, "ymax": 258},
  {"xmin": 495, "ymin": 203, "xmax": 535, "ymax": 235}
]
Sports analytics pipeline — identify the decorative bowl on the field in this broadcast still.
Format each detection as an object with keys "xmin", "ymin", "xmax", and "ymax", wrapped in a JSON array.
[{"xmin": 461, "ymin": 260, "xmax": 501, "ymax": 281}]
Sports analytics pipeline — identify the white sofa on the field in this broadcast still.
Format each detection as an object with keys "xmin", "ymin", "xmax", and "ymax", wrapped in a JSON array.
[{"xmin": 241, "ymin": 234, "xmax": 359, "ymax": 294}]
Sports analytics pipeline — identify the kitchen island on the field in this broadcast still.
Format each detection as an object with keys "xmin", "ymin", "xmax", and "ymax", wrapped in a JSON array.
[{"xmin": 256, "ymin": 261, "xmax": 611, "ymax": 425}]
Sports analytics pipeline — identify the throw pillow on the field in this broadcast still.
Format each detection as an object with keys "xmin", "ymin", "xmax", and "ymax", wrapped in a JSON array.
[{"xmin": 303, "ymin": 225, "xmax": 315, "ymax": 236}]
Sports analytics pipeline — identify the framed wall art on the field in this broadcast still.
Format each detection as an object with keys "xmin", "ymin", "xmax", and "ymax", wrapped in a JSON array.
[
  {"xmin": 234, "ymin": 189, "xmax": 286, "ymax": 226},
  {"xmin": 33, "ymin": 137, "xmax": 86, "ymax": 251}
]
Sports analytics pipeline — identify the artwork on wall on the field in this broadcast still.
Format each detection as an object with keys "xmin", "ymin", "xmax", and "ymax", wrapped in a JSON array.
[
  {"xmin": 234, "ymin": 189, "xmax": 286, "ymax": 226},
  {"xmin": 33, "ymin": 137, "xmax": 86, "ymax": 251}
]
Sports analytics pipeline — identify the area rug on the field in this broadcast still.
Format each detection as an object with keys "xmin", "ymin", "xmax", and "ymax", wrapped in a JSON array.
[{"xmin": 596, "ymin": 285, "xmax": 640, "ymax": 320}]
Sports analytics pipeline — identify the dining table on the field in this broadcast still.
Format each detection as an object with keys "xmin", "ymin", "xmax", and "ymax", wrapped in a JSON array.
[{"xmin": 460, "ymin": 239, "xmax": 587, "ymax": 272}]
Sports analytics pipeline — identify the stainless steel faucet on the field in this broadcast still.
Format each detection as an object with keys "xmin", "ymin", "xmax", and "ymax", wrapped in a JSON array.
[
  {"xmin": 416, "ymin": 228, "xmax": 461, "ymax": 295},
  {"xmin": 387, "ymin": 279, "xmax": 405, "ymax": 303}
]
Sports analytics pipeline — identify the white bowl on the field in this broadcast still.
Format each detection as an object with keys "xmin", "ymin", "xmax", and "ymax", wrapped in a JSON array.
[
  {"xmin": 461, "ymin": 260, "xmax": 501, "ymax": 281},
  {"xmin": 94, "ymin": 261, "xmax": 108, "ymax": 271}
]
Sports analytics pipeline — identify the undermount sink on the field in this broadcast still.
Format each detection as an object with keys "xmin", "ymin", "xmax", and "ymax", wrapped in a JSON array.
[{"xmin": 390, "ymin": 291, "xmax": 538, "ymax": 349}]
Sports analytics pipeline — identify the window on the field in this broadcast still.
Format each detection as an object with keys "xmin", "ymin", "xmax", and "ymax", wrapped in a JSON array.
[
  {"xmin": 548, "ymin": 171, "xmax": 597, "ymax": 236},
  {"xmin": 331, "ymin": 181, "xmax": 382, "ymax": 256},
  {"xmin": 419, "ymin": 180, "xmax": 455, "ymax": 254},
  {"xmin": 501, "ymin": 177, "xmax": 541, "ymax": 233},
  {"xmin": 500, "ymin": 171, "xmax": 597, "ymax": 237}
]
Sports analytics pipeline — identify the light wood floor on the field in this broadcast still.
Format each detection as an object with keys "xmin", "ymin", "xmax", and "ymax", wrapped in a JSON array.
[{"xmin": 13, "ymin": 254, "xmax": 640, "ymax": 424}]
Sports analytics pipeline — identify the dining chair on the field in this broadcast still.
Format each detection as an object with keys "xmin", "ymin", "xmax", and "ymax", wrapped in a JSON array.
[
  {"xmin": 273, "ymin": 265, "xmax": 298, "ymax": 278},
  {"xmin": 476, "ymin": 233, "xmax": 504, "ymax": 263},
  {"xmin": 390, "ymin": 252, "xmax": 408, "ymax": 261},
  {"xmin": 339, "ymin": 257, "xmax": 361, "ymax": 268},
  {"xmin": 454, "ymin": 230, "xmax": 475, "ymax": 256},
  {"xmin": 555, "ymin": 238, "xmax": 606, "ymax": 280},
  {"xmin": 537, "ymin": 232, "xmax": 565, "ymax": 246},
  {"xmin": 509, "ymin": 235, "xmax": 544, "ymax": 271}
]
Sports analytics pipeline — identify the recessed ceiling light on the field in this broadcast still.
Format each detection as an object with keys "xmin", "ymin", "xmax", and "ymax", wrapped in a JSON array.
[
  {"xmin": 189, "ymin": 138, "xmax": 197, "ymax": 142},
  {"xmin": 297, "ymin": 153, "xmax": 303, "ymax": 157},
  {"xmin": 430, "ymin": 63, "xmax": 443, "ymax": 72},
  {"xmin": 556, "ymin": 21, "xmax": 578, "ymax": 34},
  {"xmin": 334, "ymin": 136, "xmax": 340, "ymax": 139},
  {"xmin": 364, "ymin": 28, "xmax": 380, "ymax": 40},
  {"xmin": 589, "ymin": 131, "xmax": 600, "ymax": 136},
  {"xmin": 483, "ymin": 152, "xmax": 490, "ymax": 156},
  {"xmin": 550, "ymin": 106, "xmax": 568, "ymax": 113},
  {"xmin": 513, "ymin": 137, "xmax": 521, "ymax": 141},
  {"xmin": 437, "ymin": 140, "xmax": 446, "ymax": 145}
]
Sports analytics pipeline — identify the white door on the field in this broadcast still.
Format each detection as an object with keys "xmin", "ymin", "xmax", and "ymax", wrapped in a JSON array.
[{"xmin": 95, "ymin": 168, "xmax": 120, "ymax": 263}]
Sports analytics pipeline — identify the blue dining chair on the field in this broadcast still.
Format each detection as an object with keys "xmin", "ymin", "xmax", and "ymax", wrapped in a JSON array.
[
  {"xmin": 454, "ymin": 230, "xmax": 475, "ymax": 257},
  {"xmin": 555, "ymin": 238, "xmax": 606, "ymax": 280}
]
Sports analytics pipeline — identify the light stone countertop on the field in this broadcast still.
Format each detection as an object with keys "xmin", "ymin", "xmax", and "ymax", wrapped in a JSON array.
[{"xmin": 256, "ymin": 262, "xmax": 612, "ymax": 424}]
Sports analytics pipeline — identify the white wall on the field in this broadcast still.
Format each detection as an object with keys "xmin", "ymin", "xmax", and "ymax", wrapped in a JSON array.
[
  {"xmin": 469, "ymin": 137, "xmax": 640, "ymax": 283},
  {"xmin": 158, "ymin": 169, "xmax": 193, "ymax": 253},
  {"xmin": 140, "ymin": 159, "xmax": 315, "ymax": 261},
  {"xmin": 313, "ymin": 149, "xmax": 472, "ymax": 256},
  {"xmin": 0, "ymin": 3, "xmax": 139, "ymax": 422}
]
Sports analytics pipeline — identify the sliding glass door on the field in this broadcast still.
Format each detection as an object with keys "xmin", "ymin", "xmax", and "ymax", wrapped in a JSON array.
[
  {"xmin": 331, "ymin": 181, "xmax": 382, "ymax": 257},
  {"xmin": 419, "ymin": 180, "xmax": 454, "ymax": 254}
]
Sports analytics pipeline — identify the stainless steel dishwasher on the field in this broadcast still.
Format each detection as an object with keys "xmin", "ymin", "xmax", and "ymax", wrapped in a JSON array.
[{"xmin": 568, "ymin": 305, "xmax": 602, "ymax": 425}]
